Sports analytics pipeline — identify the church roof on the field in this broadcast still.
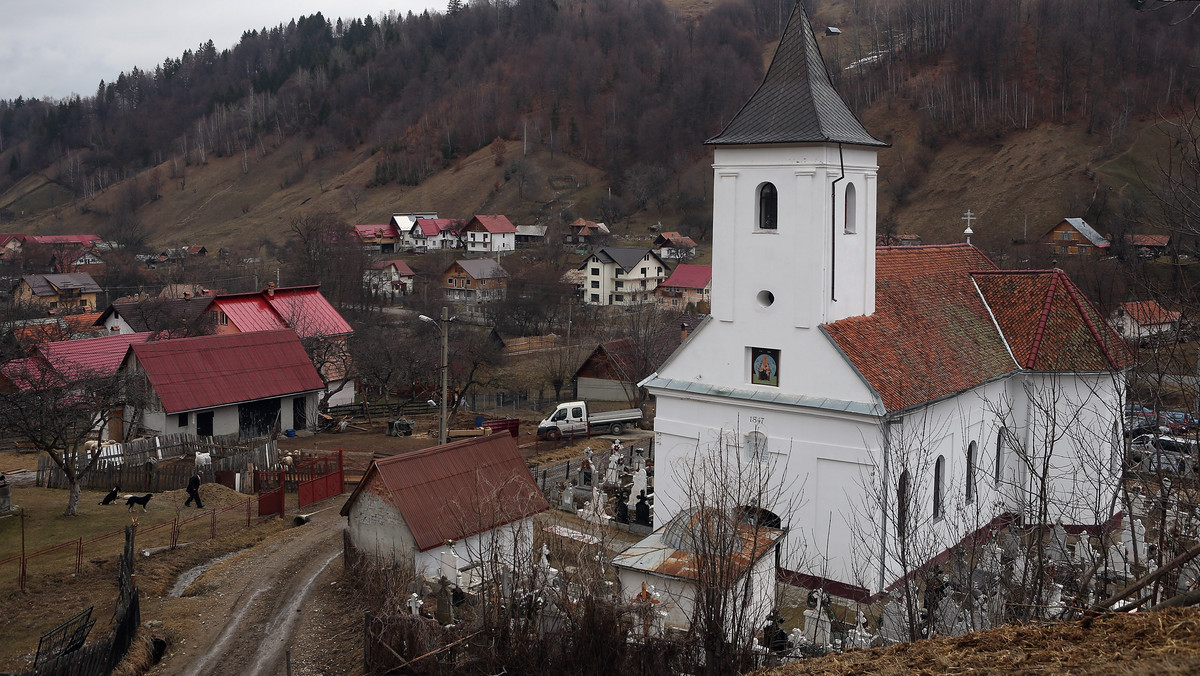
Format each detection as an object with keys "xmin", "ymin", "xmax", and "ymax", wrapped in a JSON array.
[
  {"xmin": 823, "ymin": 245, "xmax": 1132, "ymax": 412},
  {"xmin": 706, "ymin": 4, "xmax": 886, "ymax": 147}
]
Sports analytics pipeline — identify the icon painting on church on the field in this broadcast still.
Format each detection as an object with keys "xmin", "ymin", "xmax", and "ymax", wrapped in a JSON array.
[{"xmin": 750, "ymin": 347, "xmax": 780, "ymax": 387}]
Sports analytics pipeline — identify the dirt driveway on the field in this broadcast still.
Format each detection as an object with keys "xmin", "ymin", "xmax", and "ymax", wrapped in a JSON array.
[{"xmin": 147, "ymin": 504, "xmax": 351, "ymax": 676}]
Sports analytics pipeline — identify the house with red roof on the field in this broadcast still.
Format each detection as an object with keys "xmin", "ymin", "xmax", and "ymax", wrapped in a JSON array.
[
  {"xmin": 462, "ymin": 215, "xmax": 517, "ymax": 253},
  {"xmin": 1112, "ymin": 300, "xmax": 1181, "ymax": 345},
  {"xmin": 340, "ymin": 433, "xmax": 549, "ymax": 577},
  {"xmin": 410, "ymin": 217, "xmax": 465, "ymax": 252},
  {"xmin": 652, "ymin": 231, "xmax": 698, "ymax": 261},
  {"xmin": 352, "ymin": 223, "xmax": 402, "ymax": 253},
  {"xmin": 209, "ymin": 284, "xmax": 355, "ymax": 406},
  {"xmin": 364, "ymin": 259, "xmax": 416, "ymax": 301},
  {"xmin": 656, "ymin": 264, "xmax": 711, "ymax": 311},
  {"xmin": 640, "ymin": 4, "xmax": 1132, "ymax": 601},
  {"xmin": 121, "ymin": 330, "xmax": 324, "ymax": 438}
]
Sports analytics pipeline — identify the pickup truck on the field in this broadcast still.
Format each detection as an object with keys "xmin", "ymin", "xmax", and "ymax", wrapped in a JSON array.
[{"xmin": 536, "ymin": 401, "xmax": 642, "ymax": 440}]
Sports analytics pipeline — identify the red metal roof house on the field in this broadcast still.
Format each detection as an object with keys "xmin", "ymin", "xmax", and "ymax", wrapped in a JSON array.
[{"xmin": 122, "ymin": 329, "xmax": 324, "ymax": 438}]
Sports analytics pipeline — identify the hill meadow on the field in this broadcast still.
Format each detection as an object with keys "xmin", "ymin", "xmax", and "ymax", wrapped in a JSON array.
[{"xmin": 1, "ymin": 0, "xmax": 1200, "ymax": 264}]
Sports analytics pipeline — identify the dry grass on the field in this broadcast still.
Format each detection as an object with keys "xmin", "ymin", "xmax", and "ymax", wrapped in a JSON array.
[{"xmin": 758, "ymin": 609, "xmax": 1200, "ymax": 675}]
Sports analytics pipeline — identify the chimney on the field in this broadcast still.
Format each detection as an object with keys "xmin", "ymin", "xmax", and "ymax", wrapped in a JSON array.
[
  {"xmin": 183, "ymin": 291, "xmax": 192, "ymax": 300},
  {"xmin": 267, "ymin": 281, "xmax": 275, "ymax": 298},
  {"xmin": 680, "ymin": 322, "xmax": 690, "ymax": 342}
]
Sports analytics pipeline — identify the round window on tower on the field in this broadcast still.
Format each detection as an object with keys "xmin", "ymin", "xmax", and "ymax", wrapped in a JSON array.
[{"xmin": 757, "ymin": 290, "xmax": 775, "ymax": 307}]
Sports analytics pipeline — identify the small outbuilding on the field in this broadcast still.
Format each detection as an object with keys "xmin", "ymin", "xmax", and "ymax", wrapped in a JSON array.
[{"xmin": 340, "ymin": 434, "xmax": 549, "ymax": 579}]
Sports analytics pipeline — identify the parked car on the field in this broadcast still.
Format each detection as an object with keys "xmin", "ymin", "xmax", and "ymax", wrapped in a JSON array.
[
  {"xmin": 1128, "ymin": 434, "xmax": 1198, "ymax": 475},
  {"xmin": 1126, "ymin": 412, "xmax": 1186, "ymax": 436},
  {"xmin": 1161, "ymin": 410, "xmax": 1200, "ymax": 430}
]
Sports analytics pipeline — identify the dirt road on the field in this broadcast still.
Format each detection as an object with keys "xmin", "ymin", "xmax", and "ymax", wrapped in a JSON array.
[{"xmin": 148, "ymin": 506, "xmax": 348, "ymax": 676}]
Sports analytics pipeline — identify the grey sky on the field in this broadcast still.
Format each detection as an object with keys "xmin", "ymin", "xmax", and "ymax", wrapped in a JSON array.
[{"xmin": 0, "ymin": 1, "xmax": 442, "ymax": 101}]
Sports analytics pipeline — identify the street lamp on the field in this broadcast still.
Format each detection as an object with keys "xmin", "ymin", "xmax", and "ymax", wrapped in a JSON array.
[{"xmin": 419, "ymin": 307, "xmax": 454, "ymax": 445}]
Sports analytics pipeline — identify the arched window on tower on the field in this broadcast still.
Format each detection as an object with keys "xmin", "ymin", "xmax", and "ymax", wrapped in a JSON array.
[
  {"xmin": 896, "ymin": 470, "xmax": 910, "ymax": 537},
  {"xmin": 844, "ymin": 182, "xmax": 857, "ymax": 234},
  {"xmin": 758, "ymin": 183, "xmax": 778, "ymax": 230},
  {"xmin": 933, "ymin": 455, "xmax": 945, "ymax": 520},
  {"xmin": 966, "ymin": 441, "xmax": 977, "ymax": 504}
]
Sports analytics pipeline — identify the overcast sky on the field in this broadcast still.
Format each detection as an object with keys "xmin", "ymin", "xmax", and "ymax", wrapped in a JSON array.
[{"xmin": 0, "ymin": 0, "xmax": 444, "ymax": 101}]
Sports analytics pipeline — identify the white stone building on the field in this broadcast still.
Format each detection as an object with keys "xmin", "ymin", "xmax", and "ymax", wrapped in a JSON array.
[
  {"xmin": 579, "ymin": 247, "xmax": 669, "ymax": 306},
  {"xmin": 640, "ymin": 5, "xmax": 1132, "ymax": 599}
]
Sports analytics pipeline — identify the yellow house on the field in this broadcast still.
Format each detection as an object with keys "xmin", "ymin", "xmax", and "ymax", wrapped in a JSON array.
[{"xmin": 13, "ymin": 273, "xmax": 102, "ymax": 310}]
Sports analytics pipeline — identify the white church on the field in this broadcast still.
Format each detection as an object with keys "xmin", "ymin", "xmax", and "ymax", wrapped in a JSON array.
[{"xmin": 641, "ymin": 4, "xmax": 1133, "ymax": 599}]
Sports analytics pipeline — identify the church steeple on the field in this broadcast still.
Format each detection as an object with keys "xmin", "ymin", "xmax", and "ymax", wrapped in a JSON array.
[{"xmin": 706, "ymin": 3, "xmax": 885, "ymax": 148}]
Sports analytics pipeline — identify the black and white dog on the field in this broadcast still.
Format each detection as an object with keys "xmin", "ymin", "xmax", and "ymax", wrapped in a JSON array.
[
  {"xmin": 99, "ymin": 485, "xmax": 121, "ymax": 505},
  {"xmin": 125, "ymin": 494, "xmax": 153, "ymax": 512}
]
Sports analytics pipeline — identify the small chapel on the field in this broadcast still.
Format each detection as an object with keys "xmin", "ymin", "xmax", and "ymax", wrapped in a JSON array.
[{"xmin": 641, "ymin": 3, "xmax": 1133, "ymax": 598}]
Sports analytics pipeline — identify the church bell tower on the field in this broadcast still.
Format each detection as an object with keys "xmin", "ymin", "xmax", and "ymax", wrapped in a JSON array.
[{"xmin": 705, "ymin": 4, "xmax": 886, "ymax": 330}]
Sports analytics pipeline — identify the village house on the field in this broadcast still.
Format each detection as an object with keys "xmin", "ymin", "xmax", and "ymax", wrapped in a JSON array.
[
  {"xmin": 1039, "ymin": 218, "xmax": 1110, "ymax": 256},
  {"xmin": 207, "ymin": 284, "xmax": 356, "ymax": 406},
  {"xmin": 579, "ymin": 247, "xmax": 669, "ymax": 306},
  {"xmin": 0, "ymin": 331, "xmax": 152, "ymax": 439},
  {"xmin": 8, "ymin": 313, "xmax": 106, "ymax": 352},
  {"xmin": 1124, "ymin": 233, "xmax": 1171, "ymax": 258},
  {"xmin": 12, "ymin": 272, "xmax": 102, "ymax": 311},
  {"xmin": 1111, "ymin": 299, "xmax": 1182, "ymax": 345},
  {"xmin": 641, "ymin": 4, "xmax": 1131, "ymax": 600},
  {"xmin": 364, "ymin": 259, "xmax": 416, "ymax": 298},
  {"xmin": 122, "ymin": 329, "xmax": 323, "ymax": 438},
  {"xmin": 514, "ymin": 224, "xmax": 548, "ymax": 248},
  {"xmin": 565, "ymin": 218, "xmax": 610, "ymax": 250},
  {"xmin": 411, "ymin": 217, "xmax": 466, "ymax": 252},
  {"xmin": 95, "ymin": 294, "xmax": 216, "ymax": 336},
  {"xmin": 653, "ymin": 231, "xmax": 698, "ymax": 261},
  {"xmin": 443, "ymin": 259, "xmax": 509, "ymax": 314},
  {"xmin": 353, "ymin": 223, "xmax": 402, "ymax": 254},
  {"xmin": 390, "ymin": 212, "xmax": 438, "ymax": 250},
  {"xmin": 340, "ymin": 434, "xmax": 549, "ymax": 578},
  {"xmin": 657, "ymin": 264, "xmax": 711, "ymax": 311},
  {"xmin": 574, "ymin": 326, "xmax": 685, "ymax": 403},
  {"xmin": 462, "ymin": 215, "xmax": 517, "ymax": 253}
]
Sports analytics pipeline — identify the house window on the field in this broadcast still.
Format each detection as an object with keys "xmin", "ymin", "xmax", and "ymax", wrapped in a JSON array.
[
  {"xmin": 591, "ymin": 293, "xmax": 599, "ymax": 302},
  {"xmin": 657, "ymin": 266, "xmax": 662, "ymax": 275},
  {"xmin": 591, "ymin": 268, "xmax": 600, "ymax": 275},
  {"xmin": 615, "ymin": 281, "xmax": 623, "ymax": 289},
  {"xmin": 966, "ymin": 441, "xmax": 977, "ymax": 504},
  {"xmin": 897, "ymin": 470, "xmax": 910, "ymax": 536},
  {"xmin": 1059, "ymin": 231, "xmax": 1073, "ymax": 241},
  {"xmin": 179, "ymin": 413, "xmax": 189, "ymax": 427},
  {"xmin": 590, "ymin": 280, "xmax": 600, "ymax": 289},
  {"xmin": 466, "ymin": 279, "xmax": 472, "ymax": 286},
  {"xmin": 615, "ymin": 294, "xmax": 624, "ymax": 302},
  {"xmin": 933, "ymin": 455, "xmax": 945, "ymax": 520},
  {"xmin": 746, "ymin": 431, "xmax": 767, "ymax": 461},
  {"xmin": 758, "ymin": 183, "xmax": 778, "ymax": 230},
  {"xmin": 672, "ymin": 299, "xmax": 679, "ymax": 306},
  {"xmin": 844, "ymin": 183, "xmax": 857, "ymax": 234},
  {"xmin": 641, "ymin": 267, "xmax": 647, "ymax": 276},
  {"xmin": 219, "ymin": 311, "xmax": 228, "ymax": 326}
]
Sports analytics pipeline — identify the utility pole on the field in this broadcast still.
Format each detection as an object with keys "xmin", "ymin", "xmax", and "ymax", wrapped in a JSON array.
[{"xmin": 439, "ymin": 305, "xmax": 449, "ymax": 446}]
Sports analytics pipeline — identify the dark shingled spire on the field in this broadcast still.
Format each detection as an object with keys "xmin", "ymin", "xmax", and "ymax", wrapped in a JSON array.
[{"xmin": 706, "ymin": 3, "xmax": 887, "ymax": 147}]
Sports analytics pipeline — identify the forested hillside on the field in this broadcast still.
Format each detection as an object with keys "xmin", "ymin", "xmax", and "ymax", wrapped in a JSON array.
[{"xmin": 1, "ymin": 0, "xmax": 1200, "ymax": 254}]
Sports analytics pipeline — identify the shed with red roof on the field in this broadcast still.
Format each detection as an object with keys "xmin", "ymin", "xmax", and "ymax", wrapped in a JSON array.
[{"xmin": 340, "ymin": 434, "xmax": 549, "ymax": 576}]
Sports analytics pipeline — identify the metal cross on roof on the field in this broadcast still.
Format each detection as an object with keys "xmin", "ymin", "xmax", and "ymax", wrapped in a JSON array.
[{"xmin": 962, "ymin": 209, "xmax": 976, "ymax": 244}]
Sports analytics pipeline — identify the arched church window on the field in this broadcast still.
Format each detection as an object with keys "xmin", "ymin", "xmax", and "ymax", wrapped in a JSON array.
[
  {"xmin": 995, "ymin": 428, "xmax": 1005, "ymax": 486},
  {"xmin": 758, "ymin": 183, "xmax": 778, "ymax": 230},
  {"xmin": 966, "ymin": 441, "xmax": 977, "ymax": 504},
  {"xmin": 844, "ymin": 182, "xmax": 857, "ymax": 234},
  {"xmin": 745, "ymin": 431, "xmax": 767, "ymax": 461},
  {"xmin": 896, "ymin": 470, "xmax": 910, "ymax": 537},
  {"xmin": 933, "ymin": 455, "xmax": 945, "ymax": 520}
]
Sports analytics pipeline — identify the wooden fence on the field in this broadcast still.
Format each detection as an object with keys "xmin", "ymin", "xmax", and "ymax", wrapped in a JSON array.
[
  {"xmin": 37, "ymin": 436, "xmax": 278, "ymax": 493},
  {"xmin": 96, "ymin": 432, "xmax": 272, "ymax": 467}
]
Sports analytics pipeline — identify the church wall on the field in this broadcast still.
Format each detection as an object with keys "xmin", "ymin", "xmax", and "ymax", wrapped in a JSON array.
[
  {"xmin": 413, "ymin": 517, "xmax": 535, "ymax": 580},
  {"xmin": 650, "ymin": 392, "xmax": 880, "ymax": 587}
]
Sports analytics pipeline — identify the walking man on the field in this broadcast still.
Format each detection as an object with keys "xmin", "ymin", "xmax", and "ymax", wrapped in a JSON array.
[{"xmin": 185, "ymin": 471, "xmax": 204, "ymax": 508}]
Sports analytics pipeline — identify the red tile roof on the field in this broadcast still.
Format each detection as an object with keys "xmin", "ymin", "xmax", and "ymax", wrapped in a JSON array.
[
  {"xmin": 974, "ymin": 270, "xmax": 1133, "ymax": 371},
  {"xmin": 1120, "ymin": 300, "xmax": 1180, "ymax": 327},
  {"xmin": 353, "ymin": 224, "xmax": 400, "ymax": 240},
  {"xmin": 467, "ymin": 215, "xmax": 517, "ymax": 234},
  {"xmin": 129, "ymin": 330, "xmax": 324, "ymax": 414},
  {"xmin": 661, "ymin": 264, "xmax": 711, "ymax": 290},
  {"xmin": 1126, "ymin": 234, "xmax": 1170, "ymax": 248},
  {"xmin": 24, "ymin": 234, "xmax": 101, "ymax": 246},
  {"xmin": 38, "ymin": 332, "xmax": 153, "ymax": 380},
  {"xmin": 372, "ymin": 259, "xmax": 415, "ymax": 275},
  {"xmin": 824, "ymin": 245, "xmax": 1132, "ymax": 412},
  {"xmin": 415, "ymin": 218, "xmax": 465, "ymax": 237},
  {"xmin": 339, "ymin": 434, "xmax": 549, "ymax": 552}
]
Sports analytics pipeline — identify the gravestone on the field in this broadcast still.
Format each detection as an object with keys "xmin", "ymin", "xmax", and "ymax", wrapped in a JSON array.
[
  {"xmin": 631, "ymin": 447, "xmax": 646, "ymax": 471},
  {"xmin": 614, "ymin": 494, "xmax": 630, "ymax": 524},
  {"xmin": 604, "ymin": 448, "xmax": 623, "ymax": 485},
  {"xmin": 578, "ymin": 485, "xmax": 611, "ymax": 525},
  {"xmin": 878, "ymin": 596, "xmax": 910, "ymax": 644},
  {"xmin": 634, "ymin": 491, "xmax": 652, "ymax": 526},
  {"xmin": 1108, "ymin": 543, "xmax": 1130, "ymax": 580},
  {"xmin": 801, "ymin": 607, "xmax": 831, "ymax": 646},
  {"xmin": 847, "ymin": 610, "xmax": 874, "ymax": 648},
  {"xmin": 628, "ymin": 468, "xmax": 648, "ymax": 511},
  {"xmin": 407, "ymin": 592, "xmax": 424, "ymax": 616},
  {"xmin": 561, "ymin": 482, "xmax": 577, "ymax": 510},
  {"xmin": 1047, "ymin": 523, "xmax": 1070, "ymax": 563},
  {"xmin": 440, "ymin": 547, "xmax": 460, "ymax": 584},
  {"xmin": 435, "ymin": 576, "xmax": 454, "ymax": 624},
  {"xmin": 579, "ymin": 448, "xmax": 594, "ymax": 487}
]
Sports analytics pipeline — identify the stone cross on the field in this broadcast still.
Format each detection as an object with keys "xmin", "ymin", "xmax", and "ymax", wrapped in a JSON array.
[
  {"xmin": 407, "ymin": 592, "xmax": 424, "ymax": 616},
  {"xmin": 628, "ymin": 468, "xmax": 648, "ymax": 511}
]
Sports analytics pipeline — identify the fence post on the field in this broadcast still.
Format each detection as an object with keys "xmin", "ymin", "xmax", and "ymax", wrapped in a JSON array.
[
  {"xmin": 76, "ymin": 538, "xmax": 82, "ymax": 574},
  {"xmin": 171, "ymin": 518, "xmax": 179, "ymax": 548}
]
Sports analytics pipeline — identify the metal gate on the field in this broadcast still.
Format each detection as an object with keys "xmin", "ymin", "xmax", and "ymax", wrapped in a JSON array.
[
  {"xmin": 297, "ymin": 450, "xmax": 344, "ymax": 508},
  {"xmin": 256, "ymin": 470, "xmax": 286, "ymax": 517}
]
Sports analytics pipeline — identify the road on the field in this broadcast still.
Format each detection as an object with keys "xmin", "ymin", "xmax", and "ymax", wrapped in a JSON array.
[{"xmin": 152, "ymin": 507, "xmax": 345, "ymax": 676}]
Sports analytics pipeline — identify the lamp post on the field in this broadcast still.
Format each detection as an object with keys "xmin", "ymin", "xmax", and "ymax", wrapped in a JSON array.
[{"xmin": 419, "ymin": 307, "xmax": 452, "ymax": 445}]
